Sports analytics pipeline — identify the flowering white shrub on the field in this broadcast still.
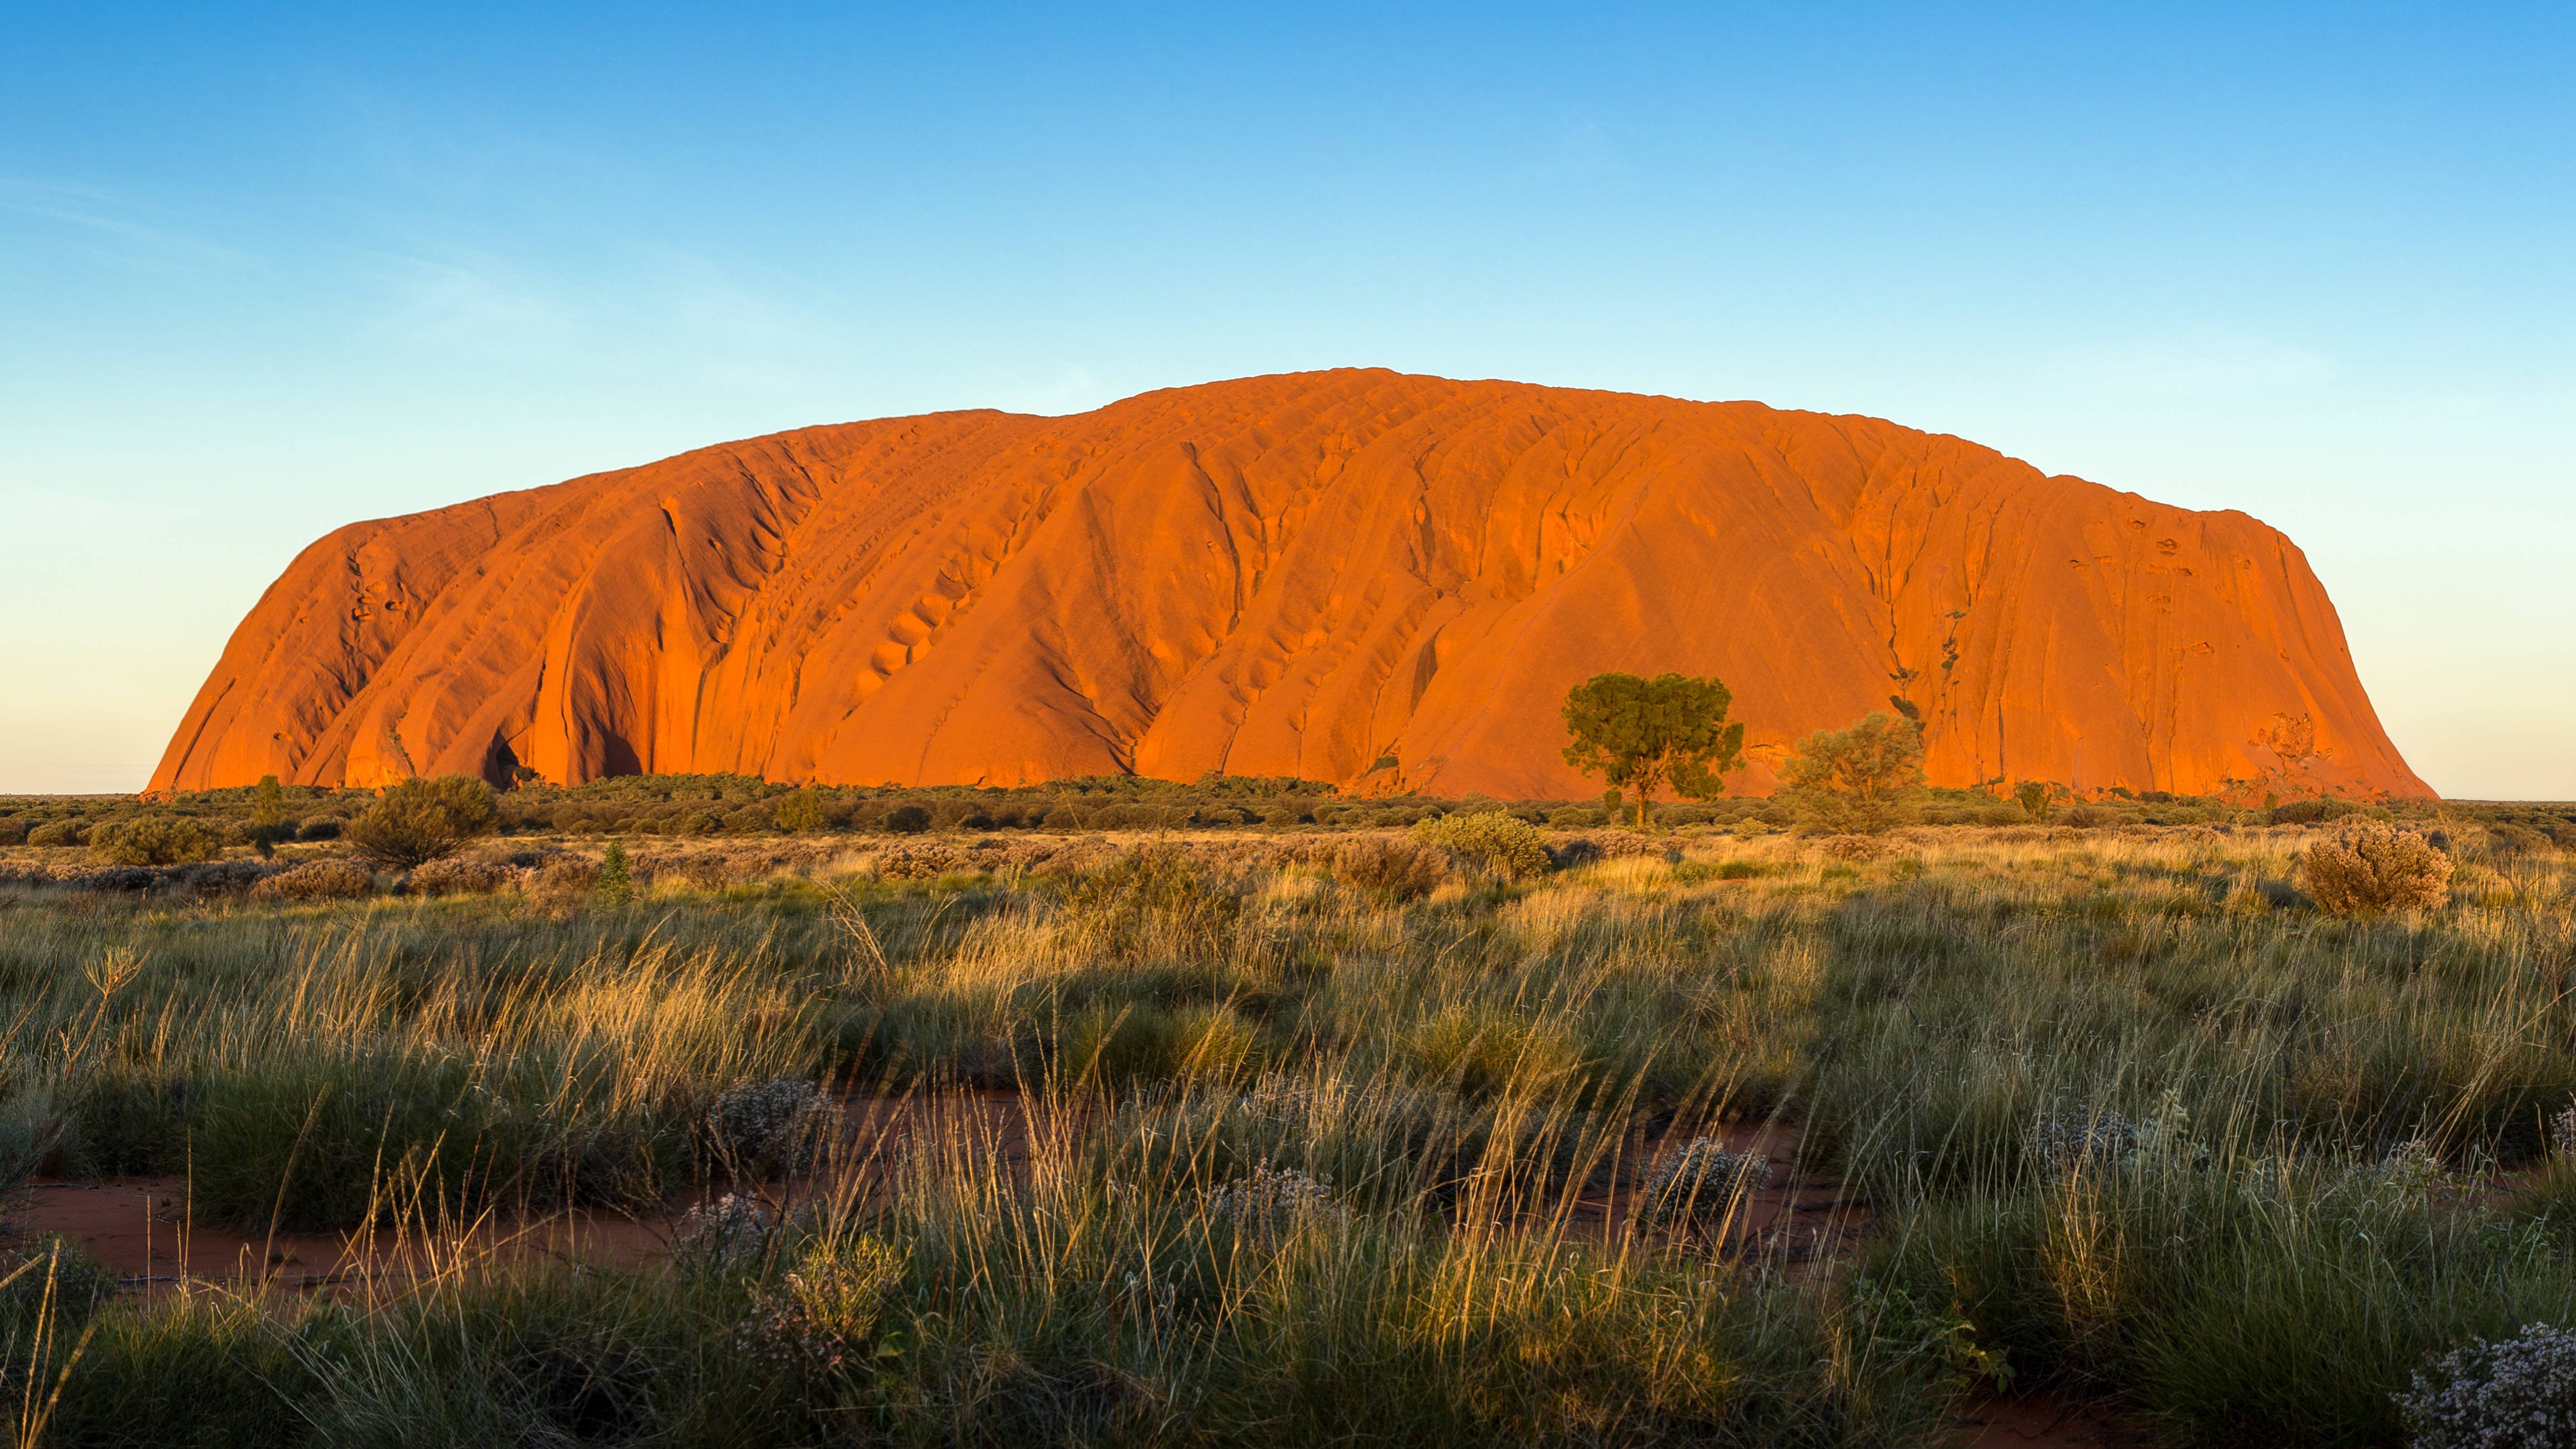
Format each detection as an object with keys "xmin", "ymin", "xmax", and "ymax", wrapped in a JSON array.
[
  {"xmin": 2395, "ymin": 1322, "xmax": 2576, "ymax": 1449},
  {"xmin": 745, "ymin": 1237, "xmax": 904, "ymax": 1374},
  {"xmin": 708, "ymin": 1077, "xmax": 832, "ymax": 1175},
  {"xmin": 1206, "ymin": 1162, "xmax": 1338, "ymax": 1223},
  {"xmin": 1645, "ymin": 1138, "xmax": 1774, "ymax": 1219},
  {"xmin": 2026, "ymin": 1109, "xmax": 2139, "ymax": 1170},
  {"xmin": 676, "ymin": 1192, "xmax": 774, "ymax": 1267},
  {"xmin": 2379, "ymin": 1138, "xmax": 2450, "ymax": 1196}
]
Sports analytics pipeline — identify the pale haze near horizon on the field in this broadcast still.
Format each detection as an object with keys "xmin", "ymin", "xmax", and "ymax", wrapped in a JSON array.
[{"xmin": 3, "ymin": 4, "xmax": 2569, "ymax": 799}]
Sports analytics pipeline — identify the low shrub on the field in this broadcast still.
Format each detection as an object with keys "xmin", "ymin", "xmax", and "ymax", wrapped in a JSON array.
[
  {"xmin": 746, "ymin": 1236, "xmax": 905, "ymax": 1374},
  {"xmin": 673, "ymin": 1193, "xmax": 776, "ymax": 1269},
  {"xmin": 27, "ymin": 819, "xmax": 84, "ymax": 848},
  {"xmin": 516, "ymin": 854, "xmax": 602, "ymax": 905},
  {"xmin": 408, "ymin": 856, "xmax": 513, "ymax": 896},
  {"xmin": 772, "ymin": 788, "xmax": 826, "ymax": 834},
  {"xmin": 2270, "ymin": 797, "xmax": 2362, "ymax": 826},
  {"xmin": 884, "ymin": 804, "xmax": 931, "ymax": 834},
  {"xmin": 296, "ymin": 815, "xmax": 343, "ymax": 841},
  {"xmin": 347, "ymin": 775, "xmax": 500, "ymax": 869},
  {"xmin": 1412, "ymin": 810, "xmax": 1551, "ymax": 881},
  {"xmin": 247, "ymin": 858, "xmax": 375, "ymax": 902},
  {"xmin": 705, "ymin": 1077, "xmax": 831, "ymax": 1179},
  {"xmin": 1205, "ymin": 1162, "xmax": 1341, "ymax": 1223},
  {"xmin": 2485, "ymin": 823, "xmax": 2552, "ymax": 859},
  {"xmin": 94, "ymin": 815, "xmax": 224, "ymax": 866},
  {"xmin": 1642, "ymin": 1138, "xmax": 1775, "ymax": 1221},
  {"xmin": 2395, "ymin": 1321, "xmax": 2576, "ymax": 1449},
  {"xmin": 1332, "ymin": 836, "xmax": 1447, "ymax": 900},
  {"xmin": 0, "ymin": 1234, "xmax": 118, "ymax": 1335},
  {"xmin": 2301, "ymin": 818, "xmax": 2453, "ymax": 915}
]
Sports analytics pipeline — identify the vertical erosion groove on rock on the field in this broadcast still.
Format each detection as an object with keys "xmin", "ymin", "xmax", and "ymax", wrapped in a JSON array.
[{"xmin": 150, "ymin": 369, "xmax": 2431, "ymax": 801}]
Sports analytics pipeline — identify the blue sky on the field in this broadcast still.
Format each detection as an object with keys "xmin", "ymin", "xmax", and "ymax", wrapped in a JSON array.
[{"xmin": 4, "ymin": 3, "xmax": 2569, "ymax": 796}]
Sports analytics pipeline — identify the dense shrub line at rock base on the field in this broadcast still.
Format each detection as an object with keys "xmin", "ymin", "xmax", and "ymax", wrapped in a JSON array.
[{"xmin": 25, "ymin": 764, "xmax": 2563, "ymax": 854}]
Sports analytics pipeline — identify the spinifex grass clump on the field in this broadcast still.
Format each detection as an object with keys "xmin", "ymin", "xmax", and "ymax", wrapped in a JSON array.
[
  {"xmin": 1331, "ymin": 834, "xmax": 1447, "ymax": 900},
  {"xmin": 1863, "ymin": 1129, "xmax": 2576, "ymax": 1447}
]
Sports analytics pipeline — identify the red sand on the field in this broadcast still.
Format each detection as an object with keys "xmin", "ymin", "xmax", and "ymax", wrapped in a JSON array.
[{"xmin": 15, "ymin": 1179, "xmax": 664, "ymax": 1299}]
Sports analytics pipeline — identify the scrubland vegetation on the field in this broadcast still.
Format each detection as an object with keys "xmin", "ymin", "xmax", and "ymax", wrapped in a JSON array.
[{"xmin": 0, "ymin": 784, "xmax": 2568, "ymax": 1445}]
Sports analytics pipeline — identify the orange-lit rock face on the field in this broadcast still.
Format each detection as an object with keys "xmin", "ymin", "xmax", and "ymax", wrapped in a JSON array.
[{"xmin": 152, "ymin": 370, "xmax": 2430, "ymax": 802}]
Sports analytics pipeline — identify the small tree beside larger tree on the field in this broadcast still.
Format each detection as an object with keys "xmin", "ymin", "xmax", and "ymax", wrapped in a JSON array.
[
  {"xmin": 1561, "ymin": 672, "xmax": 1746, "ymax": 829},
  {"xmin": 1781, "ymin": 711, "xmax": 1927, "ymax": 834}
]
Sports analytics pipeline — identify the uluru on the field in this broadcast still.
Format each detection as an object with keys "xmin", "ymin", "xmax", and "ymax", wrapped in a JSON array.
[{"xmin": 150, "ymin": 369, "xmax": 2430, "ymax": 802}]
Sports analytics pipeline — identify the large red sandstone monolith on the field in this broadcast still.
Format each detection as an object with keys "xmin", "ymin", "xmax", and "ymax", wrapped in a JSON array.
[{"xmin": 150, "ymin": 369, "xmax": 2431, "ymax": 802}]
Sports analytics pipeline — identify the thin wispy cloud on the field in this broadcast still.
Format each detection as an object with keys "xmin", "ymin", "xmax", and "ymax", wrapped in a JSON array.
[
  {"xmin": 359, "ymin": 246, "xmax": 582, "ymax": 355},
  {"xmin": 0, "ymin": 177, "xmax": 255, "ymax": 271},
  {"xmin": 2041, "ymin": 330, "xmax": 2336, "ymax": 398}
]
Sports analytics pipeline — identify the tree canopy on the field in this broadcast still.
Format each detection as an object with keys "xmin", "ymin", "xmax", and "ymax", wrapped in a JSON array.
[
  {"xmin": 1781, "ymin": 711, "xmax": 1927, "ymax": 834},
  {"xmin": 1561, "ymin": 672, "xmax": 1746, "ymax": 829}
]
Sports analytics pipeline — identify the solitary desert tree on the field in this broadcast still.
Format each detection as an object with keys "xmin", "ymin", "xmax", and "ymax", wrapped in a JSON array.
[
  {"xmin": 1783, "ymin": 711, "xmax": 1927, "ymax": 834},
  {"xmin": 2014, "ymin": 779, "xmax": 2059, "ymax": 823},
  {"xmin": 1561, "ymin": 672, "xmax": 1746, "ymax": 830},
  {"xmin": 250, "ymin": 773, "xmax": 291, "ymax": 856}
]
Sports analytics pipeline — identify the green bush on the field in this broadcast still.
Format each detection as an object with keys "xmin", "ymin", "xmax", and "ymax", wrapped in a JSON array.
[
  {"xmin": 1782, "ymin": 712, "xmax": 1927, "ymax": 834},
  {"xmin": 772, "ymin": 788, "xmax": 825, "ymax": 834},
  {"xmin": 347, "ymin": 775, "xmax": 500, "ymax": 869},
  {"xmin": 1411, "ymin": 811, "xmax": 1551, "ymax": 881},
  {"xmin": 2013, "ymin": 780, "xmax": 2059, "ymax": 822},
  {"xmin": 250, "ymin": 859, "xmax": 375, "ymax": 902},
  {"xmin": 2269, "ymin": 797, "xmax": 2361, "ymax": 826},
  {"xmin": 883, "ymin": 804, "xmax": 931, "ymax": 834},
  {"xmin": 94, "ymin": 815, "xmax": 224, "ymax": 866},
  {"xmin": 0, "ymin": 1234, "xmax": 117, "ymax": 1337},
  {"xmin": 27, "ymin": 818, "xmax": 84, "ymax": 848}
]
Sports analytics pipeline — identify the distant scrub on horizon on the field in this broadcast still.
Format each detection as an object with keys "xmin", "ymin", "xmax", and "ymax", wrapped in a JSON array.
[{"xmin": 0, "ymin": 772, "xmax": 2569, "ymax": 855}]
